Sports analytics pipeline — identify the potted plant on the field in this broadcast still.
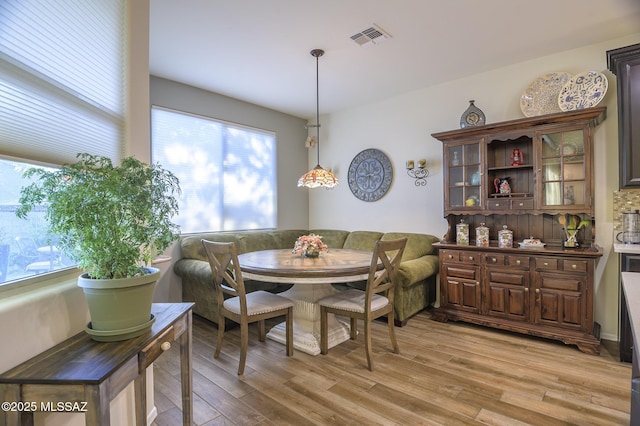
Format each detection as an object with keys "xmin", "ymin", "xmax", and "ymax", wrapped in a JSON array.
[{"xmin": 16, "ymin": 153, "xmax": 181, "ymax": 341}]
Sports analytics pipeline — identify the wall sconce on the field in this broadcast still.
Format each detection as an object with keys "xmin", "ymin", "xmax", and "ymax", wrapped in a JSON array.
[{"xmin": 406, "ymin": 159, "xmax": 429, "ymax": 186}]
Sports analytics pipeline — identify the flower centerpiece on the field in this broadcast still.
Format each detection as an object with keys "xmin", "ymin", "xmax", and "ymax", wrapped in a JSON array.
[{"xmin": 292, "ymin": 234, "xmax": 328, "ymax": 258}]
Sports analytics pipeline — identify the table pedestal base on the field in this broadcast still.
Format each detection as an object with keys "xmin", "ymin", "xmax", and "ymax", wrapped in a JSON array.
[{"xmin": 267, "ymin": 283, "xmax": 351, "ymax": 355}]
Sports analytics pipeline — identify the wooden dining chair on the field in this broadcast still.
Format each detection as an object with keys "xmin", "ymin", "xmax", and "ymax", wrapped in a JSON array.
[
  {"xmin": 318, "ymin": 237, "xmax": 407, "ymax": 371},
  {"xmin": 201, "ymin": 239, "xmax": 294, "ymax": 375}
]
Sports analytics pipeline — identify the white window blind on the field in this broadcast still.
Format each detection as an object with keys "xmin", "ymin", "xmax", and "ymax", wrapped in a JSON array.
[
  {"xmin": 0, "ymin": 0, "xmax": 126, "ymax": 164},
  {"xmin": 151, "ymin": 107, "xmax": 277, "ymax": 233}
]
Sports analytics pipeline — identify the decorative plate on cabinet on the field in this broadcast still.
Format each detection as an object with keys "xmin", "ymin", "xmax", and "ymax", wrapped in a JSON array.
[
  {"xmin": 348, "ymin": 148, "xmax": 393, "ymax": 202},
  {"xmin": 520, "ymin": 72, "xmax": 572, "ymax": 117},
  {"xmin": 557, "ymin": 71, "xmax": 608, "ymax": 111}
]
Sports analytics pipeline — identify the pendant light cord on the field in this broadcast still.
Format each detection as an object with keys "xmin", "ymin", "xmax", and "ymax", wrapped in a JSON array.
[
  {"xmin": 309, "ymin": 48, "xmax": 324, "ymax": 167},
  {"xmin": 315, "ymin": 52, "xmax": 320, "ymax": 166}
]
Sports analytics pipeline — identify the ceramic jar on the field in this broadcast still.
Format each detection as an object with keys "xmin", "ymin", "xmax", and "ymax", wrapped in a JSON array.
[
  {"xmin": 498, "ymin": 225, "xmax": 513, "ymax": 248},
  {"xmin": 476, "ymin": 223, "xmax": 489, "ymax": 247},
  {"xmin": 456, "ymin": 220, "xmax": 469, "ymax": 245}
]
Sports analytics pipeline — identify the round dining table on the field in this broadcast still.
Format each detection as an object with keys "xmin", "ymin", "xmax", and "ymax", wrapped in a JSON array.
[{"xmin": 237, "ymin": 248, "xmax": 376, "ymax": 355}]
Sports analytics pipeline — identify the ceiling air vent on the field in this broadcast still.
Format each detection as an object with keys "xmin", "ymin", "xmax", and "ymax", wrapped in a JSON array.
[{"xmin": 350, "ymin": 24, "xmax": 391, "ymax": 48}]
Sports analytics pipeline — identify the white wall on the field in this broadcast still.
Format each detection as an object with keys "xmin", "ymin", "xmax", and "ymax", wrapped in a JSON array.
[{"xmin": 310, "ymin": 33, "xmax": 640, "ymax": 341}]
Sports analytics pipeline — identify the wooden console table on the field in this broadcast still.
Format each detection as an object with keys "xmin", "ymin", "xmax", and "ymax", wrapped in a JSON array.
[{"xmin": 0, "ymin": 302, "xmax": 193, "ymax": 426}]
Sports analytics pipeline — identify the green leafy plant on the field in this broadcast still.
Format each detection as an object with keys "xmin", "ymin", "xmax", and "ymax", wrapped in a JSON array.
[{"xmin": 16, "ymin": 153, "xmax": 181, "ymax": 279}]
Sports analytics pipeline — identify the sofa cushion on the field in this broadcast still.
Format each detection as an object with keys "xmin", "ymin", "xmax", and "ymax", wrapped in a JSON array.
[
  {"xmin": 245, "ymin": 230, "xmax": 306, "ymax": 252},
  {"xmin": 307, "ymin": 229, "xmax": 350, "ymax": 249},
  {"xmin": 181, "ymin": 230, "xmax": 309, "ymax": 261},
  {"xmin": 180, "ymin": 232, "xmax": 248, "ymax": 262},
  {"xmin": 342, "ymin": 231, "xmax": 384, "ymax": 251},
  {"xmin": 396, "ymin": 257, "xmax": 439, "ymax": 289},
  {"xmin": 381, "ymin": 232, "xmax": 440, "ymax": 260}
]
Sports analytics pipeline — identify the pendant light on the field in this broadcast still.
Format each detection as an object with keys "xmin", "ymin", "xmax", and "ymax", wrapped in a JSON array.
[{"xmin": 297, "ymin": 49, "xmax": 338, "ymax": 188}]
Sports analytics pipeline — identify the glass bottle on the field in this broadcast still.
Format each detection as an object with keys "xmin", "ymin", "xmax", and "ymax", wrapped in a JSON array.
[{"xmin": 451, "ymin": 151, "xmax": 460, "ymax": 166}]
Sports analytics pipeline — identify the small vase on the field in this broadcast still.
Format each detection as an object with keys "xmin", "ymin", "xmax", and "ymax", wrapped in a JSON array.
[{"xmin": 304, "ymin": 250, "xmax": 320, "ymax": 258}]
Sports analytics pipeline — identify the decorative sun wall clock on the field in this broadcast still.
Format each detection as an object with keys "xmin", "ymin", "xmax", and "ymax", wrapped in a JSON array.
[{"xmin": 348, "ymin": 148, "xmax": 393, "ymax": 202}]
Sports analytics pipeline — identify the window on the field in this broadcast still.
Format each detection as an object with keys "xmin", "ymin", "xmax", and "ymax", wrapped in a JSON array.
[
  {"xmin": 0, "ymin": 0, "xmax": 127, "ymax": 286},
  {"xmin": 0, "ymin": 158, "xmax": 73, "ymax": 284},
  {"xmin": 0, "ymin": 0, "xmax": 126, "ymax": 164},
  {"xmin": 151, "ymin": 107, "xmax": 277, "ymax": 233}
]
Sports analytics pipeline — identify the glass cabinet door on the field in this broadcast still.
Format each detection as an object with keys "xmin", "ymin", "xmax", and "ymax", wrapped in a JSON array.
[
  {"xmin": 540, "ymin": 129, "xmax": 587, "ymax": 209},
  {"xmin": 446, "ymin": 141, "xmax": 482, "ymax": 211}
]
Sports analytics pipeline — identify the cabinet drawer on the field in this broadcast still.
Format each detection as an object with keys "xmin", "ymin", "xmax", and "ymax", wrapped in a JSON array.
[
  {"xmin": 487, "ymin": 199, "xmax": 509, "ymax": 210},
  {"xmin": 506, "ymin": 255, "xmax": 529, "ymax": 268},
  {"xmin": 486, "ymin": 253, "xmax": 505, "ymax": 266},
  {"xmin": 486, "ymin": 198, "xmax": 534, "ymax": 211},
  {"xmin": 139, "ymin": 325, "xmax": 175, "ymax": 370},
  {"xmin": 441, "ymin": 249, "xmax": 460, "ymax": 262},
  {"xmin": 441, "ymin": 250, "xmax": 481, "ymax": 265},
  {"xmin": 538, "ymin": 273, "xmax": 582, "ymax": 292},
  {"xmin": 535, "ymin": 257, "xmax": 558, "ymax": 271},
  {"xmin": 444, "ymin": 264, "xmax": 478, "ymax": 280},
  {"xmin": 487, "ymin": 269, "xmax": 527, "ymax": 286},
  {"xmin": 510, "ymin": 198, "xmax": 534, "ymax": 210},
  {"xmin": 562, "ymin": 259, "xmax": 588, "ymax": 273},
  {"xmin": 460, "ymin": 251, "xmax": 481, "ymax": 264}
]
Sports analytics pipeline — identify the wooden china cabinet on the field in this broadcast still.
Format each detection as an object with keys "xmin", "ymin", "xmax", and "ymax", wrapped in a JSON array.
[{"xmin": 431, "ymin": 107, "xmax": 606, "ymax": 354}]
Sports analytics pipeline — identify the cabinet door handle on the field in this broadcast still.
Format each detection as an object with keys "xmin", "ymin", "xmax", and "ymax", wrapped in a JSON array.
[
  {"xmin": 571, "ymin": 264, "xmax": 577, "ymax": 269},
  {"xmin": 469, "ymin": 256, "xmax": 474, "ymax": 261},
  {"xmin": 161, "ymin": 341, "xmax": 171, "ymax": 351},
  {"xmin": 543, "ymin": 262, "xmax": 549, "ymax": 266},
  {"xmin": 518, "ymin": 202, "xmax": 524, "ymax": 207},
  {"xmin": 525, "ymin": 287, "xmax": 529, "ymax": 292},
  {"xmin": 535, "ymin": 289, "xmax": 540, "ymax": 294},
  {"xmin": 448, "ymin": 254, "xmax": 454, "ymax": 259},
  {"xmin": 516, "ymin": 260, "xmax": 521, "ymax": 265},
  {"xmin": 491, "ymin": 257, "xmax": 497, "ymax": 263}
]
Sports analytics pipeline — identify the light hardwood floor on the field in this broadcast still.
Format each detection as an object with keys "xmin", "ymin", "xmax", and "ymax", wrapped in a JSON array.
[{"xmin": 151, "ymin": 310, "xmax": 631, "ymax": 425}]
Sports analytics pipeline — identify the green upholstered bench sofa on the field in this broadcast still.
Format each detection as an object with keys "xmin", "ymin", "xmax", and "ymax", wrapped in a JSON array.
[{"xmin": 173, "ymin": 229, "xmax": 439, "ymax": 326}]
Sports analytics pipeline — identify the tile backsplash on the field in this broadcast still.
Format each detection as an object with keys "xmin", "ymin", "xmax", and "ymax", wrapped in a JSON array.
[{"xmin": 613, "ymin": 189, "xmax": 640, "ymax": 231}]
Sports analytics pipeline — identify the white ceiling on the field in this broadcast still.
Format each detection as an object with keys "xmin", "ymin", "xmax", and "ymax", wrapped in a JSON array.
[{"xmin": 149, "ymin": 0, "xmax": 640, "ymax": 119}]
